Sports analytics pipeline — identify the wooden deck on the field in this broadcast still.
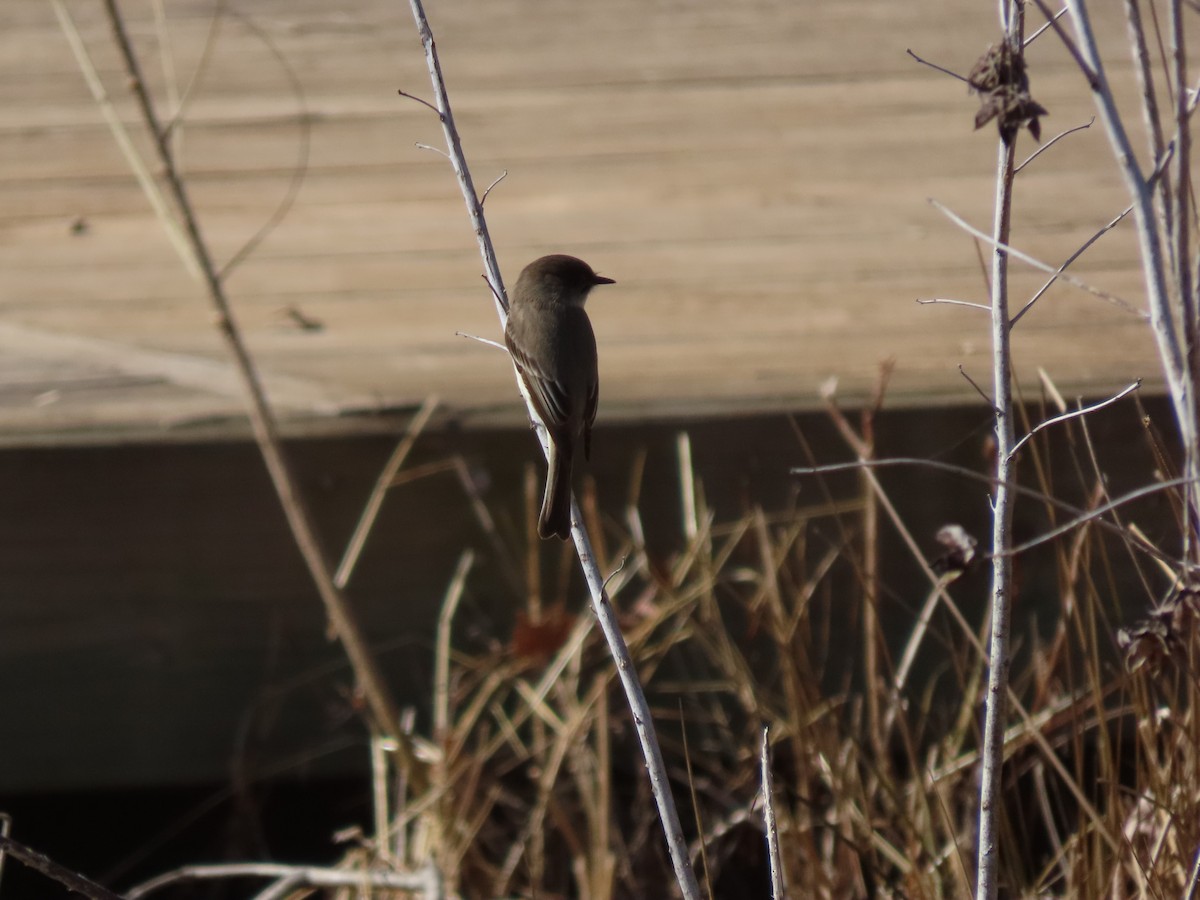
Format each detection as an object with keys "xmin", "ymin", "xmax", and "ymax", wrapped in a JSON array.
[{"xmin": 2, "ymin": 0, "xmax": 1159, "ymax": 445}]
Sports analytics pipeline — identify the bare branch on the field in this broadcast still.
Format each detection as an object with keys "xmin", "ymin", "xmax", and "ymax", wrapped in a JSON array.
[
  {"xmin": 0, "ymin": 835, "xmax": 122, "ymax": 900},
  {"xmin": 1185, "ymin": 845, "xmax": 1200, "ymax": 900},
  {"xmin": 414, "ymin": 141, "xmax": 451, "ymax": 159},
  {"xmin": 1008, "ymin": 379, "xmax": 1141, "ymax": 460},
  {"xmin": 906, "ymin": 48, "xmax": 971, "ymax": 84},
  {"xmin": 959, "ymin": 364, "xmax": 998, "ymax": 413},
  {"xmin": 218, "ymin": 9, "xmax": 311, "ymax": 279},
  {"xmin": 1124, "ymin": 0, "xmax": 1171, "ymax": 199},
  {"xmin": 480, "ymin": 169, "xmax": 509, "ymax": 207},
  {"xmin": 1015, "ymin": 117, "xmax": 1094, "ymax": 173},
  {"xmin": 434, "ymin": 550, "xmax": 475, "ymax": 739},
  {"xmin": 1025, "ymin": 3, "xmax": 1070, "ymax": 46},
  {"xmin": 334, "ymin": 395, "xmax": 441, "ymax": 589},
  {"xmin": 1004, "ymin": 475, "xmax": 1199, "ymax": 558},
  {"xmin": 931, "ymin": 198, "xmax": 1146, "ymax": 318},
  {"xmin": 403, "ymin": 2, "xmax": 700, "ymax": 896},
  {"xmin": 761, "ymin": 728, "xmax": 785, "ymax": 899},
  {"xmin": 1030, "ymin": 0, "xmax": 1100, "ymax": 85},
  {"xmin": 91, "ymin": 0, "xmax": 408, "ymax": 763},
  {"xmin": 1068, "ymin": 0, "xmax": 1200, "ymax": 552},
  {"xmin": 406, "ymin": 0, "xmax": 508, "ymax": 316},
  {"xmin": 916, "ymin": 297, "xmax": 992, "ymax": 311},
  {"xmin": 1010, "ymin": 205, "xmax": 1133, "ymax": 327},
  {"xmin": 791, "ymin": 457, "xmax": 1179, "ymax": 565},
  {"xmin": 456, "ymin": 331, "xmax": 508, "ymax": 352},
  {"xmin": 1169, "ymin": 0, "xmax": 1198, "ymax": 419},
  {"xmin": 976, "ymin": 8, "xmax": 1021, "ymax": 881},
  {"xmin": 126, "ymin": 861, "xmax": 439, "ymax": 898},
  {"xmin": 51, "ymin": 0, "xmax": 198, "ymax": 280},
  {"xmin": 397, "ymin": 87, "xmax": 444, "ymax": 118}
]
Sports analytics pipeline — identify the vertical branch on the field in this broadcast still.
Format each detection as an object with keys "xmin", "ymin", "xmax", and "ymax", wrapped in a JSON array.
[
  {"xmin": 1069, "ymin": 0, "xmax": 1200, "ymax": 553},
  {"xmin": 1169, "ymin": 0, "xmax": 1200, "ymax": 559},
  {"xmin": 976, "ymin": 7, "xmax": 1023, "ymax": 898},
  {"xmin": 403, "ymin": 2, "xmax": 701, "ymax": 897},
  {"xmin": 334, "ymin": 394, "xmax": 439, "ymax": 589},
  {"xmin": 761, "ymin": 727, "xmax": 785, "ymax": 899},
  {"xmin": 1169, "ymin": 0, "xmax": 1191, "ymax": 320},
  {"xmin": 407, "ymin": 4, "xmax": 506, "ymax": 316},
  {"xmin": 1124, "ymin": 0, "xmax": 1173, "ymax": 240},
  {"xmin": 95, "ymin": 0, "xmax": 406, "ymax": 751},
  {"xmin": 860, "ymin": 368, "xmax": 890, "ymax": 761}
]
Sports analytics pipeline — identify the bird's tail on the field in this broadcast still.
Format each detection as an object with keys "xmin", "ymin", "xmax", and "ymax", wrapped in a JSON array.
[{"xmin": 539, "ymin": 436, "xmax": 573, "ymax": 540}]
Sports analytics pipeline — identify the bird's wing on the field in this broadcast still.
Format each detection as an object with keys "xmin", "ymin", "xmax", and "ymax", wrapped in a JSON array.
[
  {"xmin": 505, "ymin": 329, "xmax": 570, "ymax": 431},
  {"xmin": 584, "ymin": 380, "xmax": 597, "ymax": 460}
]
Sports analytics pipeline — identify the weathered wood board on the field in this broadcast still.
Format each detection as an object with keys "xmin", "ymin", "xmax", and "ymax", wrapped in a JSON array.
[{"xmin": 0, "ymin": 0, "xmax": 1170, "ymax": 445}]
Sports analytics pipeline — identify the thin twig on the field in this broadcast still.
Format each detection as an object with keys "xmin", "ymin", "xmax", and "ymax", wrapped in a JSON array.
[
  {"xmin": 906, "ymin": 48, "xmax": 970, "ymax": 84},
  {"xmin": 217, "ymin": 8, "xmax": 311, "ymax": 279},
  {"xmin": 679, "ymin": 710, "xmax": 712, "ymax": 893},
  {"xmin": 677, "ymin": 432, "xmax": 698, "ymax": 542},
  {"xmin": 94, "ymin": 0, "xmax": 408, "ymax": 761},
  {"xmin": 334, "ymin": 395, "xmax": 440, "ymax": 589},
  {"xmin": 480, "ymin": 169, "xmax": 508, "ymax": 207},
  {"xmin": 1008, "ymin": 379, "xmax": 1140, "ymax": 460},
  {"xmin": 1003, "ymin": 475, "xmax": 1198, "ymax": 557},
  {"xmin": 414, "ymin": 141, "xmax": 451, "ymax": 159},
  {"xmin": 1010, "ymin": 205, "xmax": 1133, "ymax": 327},
  {"xmin": 761, "ymin": 727, "xmax": 785, "ymax": 899},
  {"xmin": 1169, "ymin": 0, "xmax": 1200, "ymax": 558},
  {"xmin": 434, "ymin": 550, "xmax": 475, "ymax": 739},
  {"xmin": 975, "ymin": 3, "xmax": 1022, "ymax": 888},
  {"xmin": 821, "ymin": 454, "xmax": 1124, "ymax": 852},
  {"xmin": 791, "ymin": 433, "xmax": 1120, "ymax": 853},
  {"xmin": 126, "ymin": 861, "xmax": 438, "ymax": 898},
  {"xmin": 370, "ymin": 735, "xmax": 392, "ymax": 864},
  {"xmin": 1025, "ymin": 3, "xmax": 1070, "ymax": 46},
  {"xmin": 150, "ymin": 0, "xmax": 180, "ymax": 151},
  {"xmin": 397, "ymin": 87, "xmax": 444, "ymax": 118},
  {"xmin": 252, "ymin": 874, "xmax": 304, "ymax": 900},
  {"xmin": 931, "ymin": 198, "xmax": 1146, "ymax": 318},
  {"xmin": 887, "ymin": 580, "xmax": 945, "ymax": 724},
  {"xmin": 1124, "ymin": 0, "xmax": 1172, "ymax": 212},
  {"xmin": 1067, "ymin": 0, "xmax": 1198, "ymax": 544},
  {"xmin": 790, "ymin": 456, "xmax": 1179, "ymax": 565},
  {"xmin": 916, "ymin": 297, "xmax": 992, "ymax": 311},
  {"xmin": 456, "ymin": 331, "xmax": 508, "ymax": 352},
  {"xmin": 959, "ymin": 364, "xmax": 998, "ymax": 413},
  {"xmin": 0, "ymin": 835, "xmax": 123, "ymax": 900},
  {"xmin": 1184, "ymin": 843, "xmax": 1200, "ymax": 900},
  {"xmin": 162, "ymin": 0, "xmax": 222, "ymax": 133},
  {"xmin": 1030, "ymin": 0, "xmax": 1100, "ymax": 85},
  {"xmin": 51, "ymin": 0, "xmax": 198, "ymax": 280},
  {"xmin": 451, "ymin": 455, "xmax": 526, "ymax": 597},
  {"xmin": 403, "ymin": 3, "xmax": 700, "ymax": 896},
  {"xmin": 1015, "ymin": 117, "xmax": 1094, "ymax": 173},
  {"xmin": 406, "ymin": 1, "xmax": 507, "ymax": 316}
]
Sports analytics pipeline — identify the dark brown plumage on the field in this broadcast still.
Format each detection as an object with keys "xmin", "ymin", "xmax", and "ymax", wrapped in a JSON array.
[{"xmin": 504, "ymin": 255, "xmax": 614, "ymax": 539}]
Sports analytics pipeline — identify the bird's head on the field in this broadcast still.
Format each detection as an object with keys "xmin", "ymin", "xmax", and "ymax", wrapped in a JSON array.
[{"xmin": 516, "ymin": 254, "xmax": 615, "ymax": 307}]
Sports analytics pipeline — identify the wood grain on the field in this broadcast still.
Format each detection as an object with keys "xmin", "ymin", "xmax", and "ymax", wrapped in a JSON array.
[{"xmin": 0, "ymin": 0, "xmax": 1161, "ymax": 444}]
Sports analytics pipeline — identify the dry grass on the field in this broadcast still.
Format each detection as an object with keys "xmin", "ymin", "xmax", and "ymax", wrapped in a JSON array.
[{"xmin": 320, "ymin": 394, "xmax": 1200, "ymax": 900}]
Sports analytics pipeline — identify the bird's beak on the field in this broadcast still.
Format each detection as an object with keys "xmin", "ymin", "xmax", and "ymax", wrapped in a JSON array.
[{"xmin": 593, "ymin": 274, "xmax": 616, "ymax": 285}]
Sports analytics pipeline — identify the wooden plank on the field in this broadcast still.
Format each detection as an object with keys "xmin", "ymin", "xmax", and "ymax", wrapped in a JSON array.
[{"xmin": 0, "ymin": 0, "xmax": 1166, "ymax": 444}]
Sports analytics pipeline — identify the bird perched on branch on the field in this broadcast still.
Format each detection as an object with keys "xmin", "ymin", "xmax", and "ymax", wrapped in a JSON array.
[{"xmin": 504, "ymin": 254, "xmax": 615, "ymax": 540}]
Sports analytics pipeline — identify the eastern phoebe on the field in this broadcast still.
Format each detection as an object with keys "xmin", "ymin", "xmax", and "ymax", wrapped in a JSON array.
[{"xmin": 505, "ymin": 254, "xmax": 615, "ymax": 540}]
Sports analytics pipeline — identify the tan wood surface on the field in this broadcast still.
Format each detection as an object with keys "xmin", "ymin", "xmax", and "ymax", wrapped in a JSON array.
[{"xmin": 1, "ymin": 0, "xmax": 1164, "ymax": 445}]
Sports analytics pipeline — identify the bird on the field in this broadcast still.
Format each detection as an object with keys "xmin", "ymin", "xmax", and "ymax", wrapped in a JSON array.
[{"xmin": 504, "ymin": 254, "xmax": 615, "ymax": 540}]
